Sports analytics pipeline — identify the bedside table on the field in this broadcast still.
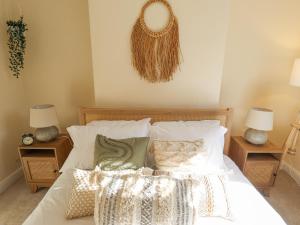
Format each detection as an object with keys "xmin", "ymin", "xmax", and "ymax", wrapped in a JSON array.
[
  {"xmin": 229, "ymin": 136, "xmax": 284, "ymax": 196},
  {"xmin": 18, "ymin": 136, "xmax": 72, "ymax": 192}
]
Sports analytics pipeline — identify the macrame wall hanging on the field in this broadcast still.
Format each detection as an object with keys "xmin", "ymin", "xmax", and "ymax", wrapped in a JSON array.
[{"xmin": 131, "ymin": 0, "xmax": 181, "ymax": 83}]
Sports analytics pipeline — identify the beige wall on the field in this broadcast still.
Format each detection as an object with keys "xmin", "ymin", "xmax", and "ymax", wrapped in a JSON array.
[
  {"xmin": 220, "ymin": 0, "xmax": 300, "ymax": 171},
  {"xmin": 0, "ymin": 1, "xmax": 28, "ymax": 181},
  {"xmin": 20, "ymin": 0, "xmax": 95, "ymax": 128},
  {"xmin": 88, "ymin": 0, "xmax": 229, "ymax": 108},
  {"xmin": 0, "ymin": 0, "xmax": 95, "ymax": 182}
]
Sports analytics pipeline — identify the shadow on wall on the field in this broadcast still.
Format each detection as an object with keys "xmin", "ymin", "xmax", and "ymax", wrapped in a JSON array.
[
  {"xmin": 0, "ymin": 24, "xmax": 10, "ymax": 77},
  {"xmin": 0, "ymin": 110, "xmax": 27, "ymax": 179},
  {"xmin": 52, "ymin": 77, "xmax": 95, "ymax": 128}
]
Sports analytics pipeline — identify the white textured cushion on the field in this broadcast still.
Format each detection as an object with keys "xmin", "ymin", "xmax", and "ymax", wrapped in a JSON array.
[
  {"xmin": 152, "ymin": 171, "xmax": 233, "ymax": 220},
  {"xmin": 61, "ymin": 119, "xmax": 151, "ymax": 171},
  {"xmin": 150, "ymin": 121, "xmax": 228, "ymax": 172},
  {"xmin": 195, "ymin": 175, "xmax": 232, "ymax": 220},
  {"xmin": 152, "ymin": 139, "xmax": 208, "ymax": 172}
]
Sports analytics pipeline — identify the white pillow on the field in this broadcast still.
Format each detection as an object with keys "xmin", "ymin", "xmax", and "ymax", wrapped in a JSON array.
[
  {"xmin": 60, "ymin": 118, "xmax": 151, "ymax": 171},
  {"xmin": 60, "ymin": 148, "xmax": 78, "ymax": 172},
  {"xmin": 150, "ymin": 120, "xmax": 222, "ymax": 140},
  {"xmin": 150, "ymin": 121, "xmax": 227, "ymax": 173}
]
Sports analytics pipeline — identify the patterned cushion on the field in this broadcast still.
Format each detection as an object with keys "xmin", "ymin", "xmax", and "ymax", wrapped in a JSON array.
[
  {"xmin": 152, "ymin": 139, "xmax": 207, "ymax": 171},
  {"xmin": 66, "ymin": 167, "xmax": 153, "ymax": 219},
  {"xmin": 65, "ymin": 169, "xmax": 98, "ymax": 219},
  {"xmin": 94, "ymin": 135, "xmax": 150, "ymax": 170},
  {"xmin": 154, "ymin": 171, "xmax": 232, "ymax": 219},
  {"xmin": 94, "ymin": 173, "xmax": 232, "ymax": 225},
  {"xmin": 194, "ymin": 175, "xmax": 232, "ymax": 219}
]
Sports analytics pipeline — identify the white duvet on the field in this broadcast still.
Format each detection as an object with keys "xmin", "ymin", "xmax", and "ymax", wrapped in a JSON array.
[{"xmin": 22, "ymin": 156, "xmax": 287, "ymax": 225}]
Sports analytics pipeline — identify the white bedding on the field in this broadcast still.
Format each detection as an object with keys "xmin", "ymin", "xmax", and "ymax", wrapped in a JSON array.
[{"xmin": 22, "ymin": 156, "xmax": 287, "ymax": 225}]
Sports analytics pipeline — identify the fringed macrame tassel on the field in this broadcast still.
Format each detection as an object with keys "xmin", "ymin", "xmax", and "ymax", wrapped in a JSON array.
[{"xmin": 131, "ymin": 0, "xmax": 181, "ymax": 83}]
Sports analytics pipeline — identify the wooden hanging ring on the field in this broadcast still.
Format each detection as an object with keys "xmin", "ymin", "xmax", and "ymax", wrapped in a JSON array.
[{"xmin": 139, "ymin": 0, "xmax": 176, "ymax": 38}]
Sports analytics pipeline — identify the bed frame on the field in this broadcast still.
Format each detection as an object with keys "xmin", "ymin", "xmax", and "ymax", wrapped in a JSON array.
[{"xmin": 79, "ymin": 107, "xmax": 233, "ymax": 155}]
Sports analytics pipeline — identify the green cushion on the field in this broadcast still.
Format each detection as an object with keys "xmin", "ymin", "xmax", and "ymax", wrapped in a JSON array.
[{"xmin": 94, "ymin": 134, "xmax": 149, "ymax": 170}]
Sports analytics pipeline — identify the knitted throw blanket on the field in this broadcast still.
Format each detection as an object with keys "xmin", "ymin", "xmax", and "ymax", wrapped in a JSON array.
[{"xmin": 94, "ymin": 174, "xmax": 232, "ymax": 225}]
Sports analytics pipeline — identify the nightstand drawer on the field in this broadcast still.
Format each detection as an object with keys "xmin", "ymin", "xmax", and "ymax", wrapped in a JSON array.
[
  {"xmin": 23, "ymin": 157, "xmax": 59, "ymax": 182},
  {"xmin": 244, "ymin": 156, "xmax": 279, "ymax": 188}
]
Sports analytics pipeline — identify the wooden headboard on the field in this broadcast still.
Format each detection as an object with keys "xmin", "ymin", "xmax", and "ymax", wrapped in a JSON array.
[{"xmin": 79, "ymin": 107, "xmax": 233, "ymax": 155}]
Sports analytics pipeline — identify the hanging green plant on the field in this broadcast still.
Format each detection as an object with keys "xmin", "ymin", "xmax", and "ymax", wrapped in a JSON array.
[{"xmin": 7, "ymin": 16, "xmax": 28, "ymax": 78}]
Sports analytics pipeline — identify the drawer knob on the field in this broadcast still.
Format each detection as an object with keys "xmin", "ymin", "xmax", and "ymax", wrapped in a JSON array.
[
  {"xmin": 273, "ymin": 173, "xmax": 277, "ymax": 177},
  {"xmin": 53, "ymin": 169, "xmax": 58, "ymax": 173}
]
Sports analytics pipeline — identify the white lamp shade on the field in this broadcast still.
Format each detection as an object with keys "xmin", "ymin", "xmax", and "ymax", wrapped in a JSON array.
[
  {"xmin": 290, "ymin": 59, "xmax": 300, "ymax": 87},
  {"xmin": 30, "ymin": 104, "xmax": 59, "ymax": 128},
  {"xmin": 245, "ymin": 108, "xmax": 273, "ymax": 131}
]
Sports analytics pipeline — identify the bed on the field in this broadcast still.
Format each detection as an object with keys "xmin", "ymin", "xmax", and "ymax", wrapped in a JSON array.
[{"xmin": 22, "ymin": 107, "xmax": 287, "ymax": 225}]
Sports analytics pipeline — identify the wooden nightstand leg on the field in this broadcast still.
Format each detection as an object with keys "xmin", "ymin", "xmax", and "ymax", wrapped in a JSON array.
[
  {"xmin": 263, "ymin": 188, "xmax": 270, "ymax": 197},
  {"xmin": 30, "ymin": 184, "xmax": 38, "ymax": 193},
  {"xmin": 259, "ymin": 188, "xmax": 270, "ymax": 197}
]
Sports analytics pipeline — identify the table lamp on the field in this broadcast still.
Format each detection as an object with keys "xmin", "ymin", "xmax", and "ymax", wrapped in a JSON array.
[
  {"xmin": 290, "ymin": 58, "xmax": 300, "ymax": 87},
  {"xmin": 283, "ymin": 58, "xmax": 300, "ymax": 155},
  {"xmin": 244, "ymin": 107, "xmax": 274, "ymax": 145},
  {"xmin": 30, "ymin": 104, "xmax": 59, "ymax": 142}
]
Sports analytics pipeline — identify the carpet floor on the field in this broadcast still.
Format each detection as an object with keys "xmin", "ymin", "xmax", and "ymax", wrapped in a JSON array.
[
  {"xmin": 0, "ymin": 171, "xmax": 299, "ymax": 225},
  {"xmin": 265, "ymin": 171, "xmax": 300, "ymax": 225},
  {"xmin": 0, "ymin": 179, "xmax": 47, "ymax": 225}
]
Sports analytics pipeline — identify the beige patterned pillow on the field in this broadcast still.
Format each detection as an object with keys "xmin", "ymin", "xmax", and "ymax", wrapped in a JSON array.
[
  {"xmin": 66, "ymin": 169, "xmax": 98, "ymax": 219},
  {"xmin": 152, "ymin": 139, "xmax": 207, "ymax": 171},
  {"xmin": 66, "ymin": 167, "xmax": 154, "ymax": 219},
  {"xmin": 194, "ymin": 175, "xmax": 232, "ymax": 220},
  {"xmin": 153, "ymin": 171, "xmax": 232, "ymax": 220}
]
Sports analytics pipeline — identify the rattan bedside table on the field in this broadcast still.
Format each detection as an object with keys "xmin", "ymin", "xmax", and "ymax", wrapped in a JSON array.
[
  {"xmin": 229, "ymin": 136, "xmax": 284, "ymax": 196},
  {"xmin": 18, "ymin": 136, "xmax": 72, "ymax": 192}
]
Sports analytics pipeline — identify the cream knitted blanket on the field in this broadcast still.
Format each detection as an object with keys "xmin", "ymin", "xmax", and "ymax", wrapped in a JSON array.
[{"xmin": 94, "ymin": 174, "xmax": 231, "ymax": 225}]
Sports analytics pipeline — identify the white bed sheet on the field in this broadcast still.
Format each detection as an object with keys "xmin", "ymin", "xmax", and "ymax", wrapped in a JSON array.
[{"xmin": 22, "ymin": 156, "xmax": 287, "ymax": 225}]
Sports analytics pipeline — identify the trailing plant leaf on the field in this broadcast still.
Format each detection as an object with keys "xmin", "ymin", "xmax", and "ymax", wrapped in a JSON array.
[{"xmin": 7, "ymin": 16, "xmax": 28, "ymax": 78}]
